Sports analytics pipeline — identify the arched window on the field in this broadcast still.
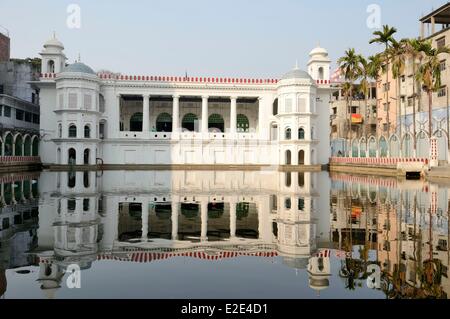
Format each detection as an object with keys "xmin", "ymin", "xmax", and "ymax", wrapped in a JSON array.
[
  {"xmin": 84, "ymin": 148, "xmax": 90, "ymax": 165},
  {"xmin": 130, "ymin": 112, "xmax": 143, "ymax": 131},
  {"xmin": 182, "ymin": 113, "xmax": 198, "ymax": 132},
  {"xmin": 84, "ymin": 125, "xmax": 91, "ymax": 138},
  {"xmin": 299, "ymin": 150, "xmax": 305, "ymax": 165},
  {"xmin": 14, "ymin": 135, "xmax": 23, "ymax": 156},
  {"xmin": 318, "ymin": 67, "xmax": 324, "ymax": 80},
  {"xmin": 271, "ymin": 124, "xmax": 278, "ymax": 141},
  {"xmin": 285, "ymin": 127, "xmax": 291, "ymax": 140},
  {"xmin": 237, "ymin": 114, "xmax": 249, "ymax": 132},
  {"xmin": 273, "ymin": 98, "xmax": 278, "ymax": 115},
  {"xmin": 156, "ymin": 112, "xmax": 172, "ymax": 132},
  {"xmin": 68, "ymin": 148, "xmax": 76, "ymax": 165},
  {"xmin": 285, "ymin": 150, "xmax": 291, "ymax": 165},
  {"xmin": 83, "ymin": 172, "xmax": 89, "ymax": 188},
  {"xmin": 208, "ymin": 113, "xmax": 224, "ymax": 132},
  {"xmin": 298, "ymin": 172, "xmax": 305, "ymax": 187},
  {"xmin": 47, "ymin": 60, "xmax": 55, "ymax": 73},
  {"xmin": 68, "ymin": 172, "xmax": 76, "ymax": 188},
  {"xmin": 285, "ymin": 172, "xmax": 291, "ymax": 187},
  {"xmin": 285, "ymin": 198, "xmax": 291, "ymax": 209},
  {"xmin": 58, "ymin": 124, "xmax": 62, "ymax": 138},
  {"xmin": 311, "ymin": 127, "xmax": 315, "ymax": 140},
  {"xmin": 0, "ymin": 138, "xmax": 2, "ymax": 156},
  {"xmin": 298, "ymin": 128, "xmax": 305, "ymax": 140},
  {"xmin": 99, "ymin": 120, "xmax": 106, "ymax": 139},
  {"xmin": 68, "ymin": 124, "xmax": 77, "ymax": 138}
]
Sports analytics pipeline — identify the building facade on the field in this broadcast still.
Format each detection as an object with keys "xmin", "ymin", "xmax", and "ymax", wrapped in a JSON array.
[
  {"xmin": 34, "ymin": 35, "xmax": 332, "ymax": 167},
  {"xmin": 0, "ymin": 31, "xmax": 41, "ymax": 159}
]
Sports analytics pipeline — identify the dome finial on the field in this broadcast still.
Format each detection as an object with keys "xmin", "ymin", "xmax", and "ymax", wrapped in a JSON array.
[
  {"xmin": 294, "ymin": 59, "xmax": 299, "ymax": 70},
  {"xmin": 78, "ymin": 53, "xmax": 81, "ymax": 62},
  {"xmin": 53, "ymin": 31, "xmax": 56, "ymax": 39}
]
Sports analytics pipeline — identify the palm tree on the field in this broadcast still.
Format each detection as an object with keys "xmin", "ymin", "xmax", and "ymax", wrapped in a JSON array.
[
  {"xmin": 389, "ymin": 40, "xmax": 406, "ymax": 140},
  {"xmin": 358, "ymin": 55, "xmax": 371, "ymax": 140},
  {"xmin": 338, "ymin": 48, "xmax": 362, "ymax": 156},
  {"xmin": 403, "ymin": 38, "xmax": 426, "ymax": 157},
  {"xmin": 368, "ymin": 54, "xmax": 383, "ymax": 139},
  {"xmin": 370, "ymin": 25, "xmax": 398, "ymax": 137},
  {"xmin": 416, "ymin": 41, "xmax": 450, "ymax": 145}
]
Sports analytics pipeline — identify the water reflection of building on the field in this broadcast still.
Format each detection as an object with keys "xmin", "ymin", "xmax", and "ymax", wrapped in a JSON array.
[
  {"xmin": 31, "ymin": 169, "xmax": 330, "ymax": 297},
  {"xmin": 0, "ymin": 172, "xmax": 40, "ymax": 297},
  {"xmin": 330, "ymin": 173, "xmax": 450, "ymax": 298}
]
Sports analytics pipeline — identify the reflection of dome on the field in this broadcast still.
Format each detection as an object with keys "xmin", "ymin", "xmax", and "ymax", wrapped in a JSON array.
[
  {"xmin": 281, "ymin": 68, "xmax": 313, "ymax": 81},
  {"xmin": 282, "ymin": 256, "xmax": 309, "ymax": 269},
  {"xmin": 309, "ymin": 277, "xmax": 330, "ymax": 291},
  {"xmin": 62, "ymin": 62, "xmax": 96, "ymax": 75}
]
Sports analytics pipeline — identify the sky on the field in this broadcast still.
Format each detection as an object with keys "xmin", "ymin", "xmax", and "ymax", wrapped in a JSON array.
[{"xmin": 0, "ymin": 0, "xmax": 447, "ymax": 77}]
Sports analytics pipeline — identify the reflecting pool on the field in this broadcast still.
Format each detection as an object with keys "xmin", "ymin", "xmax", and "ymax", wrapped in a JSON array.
[{"xmin": 0, "ymin": 170, "xmax": 449, "ymax": 299}]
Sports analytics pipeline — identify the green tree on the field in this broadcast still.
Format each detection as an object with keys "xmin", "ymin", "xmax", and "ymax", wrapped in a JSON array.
[{"xmin": 370, "ymin": 25, "xmax": 398, "ymax": 137}]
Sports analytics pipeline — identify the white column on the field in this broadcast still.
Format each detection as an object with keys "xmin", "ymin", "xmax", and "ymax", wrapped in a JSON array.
[
  {"xmin": 141, "ymin": 201, "xmax": 148, "ymax": 240},
  {"xmin": 201, "ymin": 95, "xmax": 209, "ymax": 133},
  {"xmin": 201, "ymin": 200, "xmax": 208, "ymax": 241},
  {"xmin": 171, "ymin": 201, "xmax": 179, "ymax": 240},
  {"xmin": 142, "ymin": 94, "xmax": 150, "ymax": 132},
  {"xmin": 172, "ymin": 95, "xmax": 180, "ymax": 133},
  {"xmin": 257, "ymin": 97, "xmax": 263, "ymax": 135},
  {"xmin": 115, "ymin": 94, "xmax": 121, "ymax": 136},
  {"xmin": 230, "ymin": 97, "xmax": 237, "ymax": 133},
  {"xmin": 229, "ymin": 200, "xmax": 237, "ymax": 239}
]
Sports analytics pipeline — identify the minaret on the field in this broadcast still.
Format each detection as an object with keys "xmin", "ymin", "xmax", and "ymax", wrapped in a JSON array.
[
  {"xmin": 307, "ymin": 45, "xmax": 331, "ymax": 82},
  {"xmin": 39, "ymin": 33, "xmax": 66, "ymax": 74}
]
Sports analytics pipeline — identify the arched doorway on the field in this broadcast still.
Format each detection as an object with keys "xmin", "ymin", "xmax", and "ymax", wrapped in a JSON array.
[
  {"xmin": 273, "ymin": 98, "xmax": 278, "ymax": 115},
  {"xmin": 402, "ymin": 134, "xmax": 413, "ymax": 157},
  {"xmin": 24, "ymin": 135, "xmax": 31, "ymax": 156},
  {"xmin": 57, "ymin": 148, "xmax": 61, "ymax": 164},
  {"xmin": 130, "ymin": 112, "xmax": 143, "ymax": 131},
  {"xmin": 416, "ymin": 131, "xmax": 429, "ymax": 158},
  {"xmin": 14, "ymin": 134, "xmax": 23, "ymax": 156},
  {"xmin": 182, "ymin": 113, "xmax": 198, "ymax": 132},
  {"xmin": 318, "ymin": 67, "xmax": 324, "ymax": 80},
  {"xmin": 84, "ymin": 148, "xmax": 90, "ymax": 165},
  {"xmin": 68, "ymin": 148, "xmax": 76, "ymax": 165},
  {"xmin": 379, "ymin": 136, "xmax": 388, "ymax": 157},
  {"xmin": 298, "ymin": 150, "xmax": 305, "ymax": 165},
  {"xmin": 237, "ymin": 114, "xmax": 249, "ymax": 132},
  {"xmin": 368, "ymin": 137, "xmax": 377, "ymax": 157},
  {"xmin": 4, "ymin": 133, "xmax": 13, "ymax": 156},
  {"xmin": 208, "ymin": 113, "xmax": 224, "ymax": 132},
  {"xmin": 156, "ymin": 112, "xmax": 172, "ymax": 132},
  {"xmin": 351, "ymin": 139, "xmax": 359, "ymax": 157},
  {"xmin": 32, "ymin": 136, "xmax": 39, "ymax": 156},
  {"xmin": 285, "ymin": 150, "xmax": 292, "ymax": 165},
  {"xmin": 47, "ymin": 60, "xmax": 55, "ymax": 73},
  {"xmin": 388, "ymin": 135, "xmax": 399, "ymax": 157}
]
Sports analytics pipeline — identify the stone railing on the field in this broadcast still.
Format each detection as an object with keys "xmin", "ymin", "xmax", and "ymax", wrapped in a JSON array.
[
  {"xmin": 0, "ymin": 156, "xmax": 41, "ymax": 164},
  {"xmin": 330, "ymin": 157, "xmax": 428, "ymax": 167}
]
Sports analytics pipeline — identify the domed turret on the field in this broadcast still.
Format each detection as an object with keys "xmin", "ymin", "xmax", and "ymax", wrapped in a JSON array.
[
  {"xmin": 307, "ymin": 44, "xmax": 331, "ymax": 82},
  {"xmin": 40, "ymin": 33, "xmax": 66, "ymax": 74},
  {"xmin": 62, "ymin": 62, "xmax": 96, "ymax": 75}
]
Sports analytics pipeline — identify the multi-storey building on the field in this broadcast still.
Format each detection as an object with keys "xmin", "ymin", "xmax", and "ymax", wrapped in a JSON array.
[
  {"xmin": 33, "ymin": 35, "xmax": 332, "ymax": 167},
  {"xmin": 0, "ymin": 31, "xmax": 41, "ymax": 160}
]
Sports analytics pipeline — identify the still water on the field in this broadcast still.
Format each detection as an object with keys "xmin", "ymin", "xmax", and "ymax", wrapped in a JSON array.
[{"xmin": 0, "ymin": 170, "xmax": 449, "ymax": 299}]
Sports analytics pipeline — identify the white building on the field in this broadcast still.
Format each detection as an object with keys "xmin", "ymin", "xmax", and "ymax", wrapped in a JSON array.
[{"xmin": 34, "ymin": 35, "xmax": 332, "ymax": 167}]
